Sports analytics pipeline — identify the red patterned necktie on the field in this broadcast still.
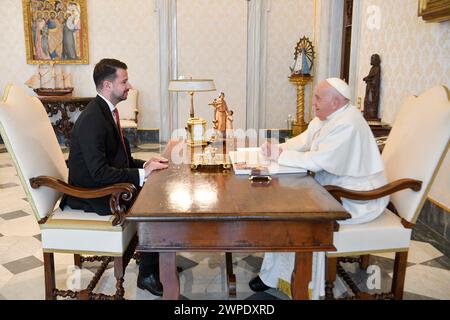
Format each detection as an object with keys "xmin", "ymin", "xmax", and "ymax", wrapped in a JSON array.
[{"xmin": 112, "ymin": 108, "xmax": 129, "ymax": 167}]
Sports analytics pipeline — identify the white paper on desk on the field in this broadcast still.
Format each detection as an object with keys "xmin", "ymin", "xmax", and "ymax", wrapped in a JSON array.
[{"xmin": 229, "ymin": 147, "xmax": 307, "ymax": 175}]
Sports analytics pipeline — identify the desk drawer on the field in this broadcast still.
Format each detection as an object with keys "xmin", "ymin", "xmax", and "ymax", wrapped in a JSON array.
[{"xmin": 136, "ymin": 220, "xmax": 336, "ymax": 252}]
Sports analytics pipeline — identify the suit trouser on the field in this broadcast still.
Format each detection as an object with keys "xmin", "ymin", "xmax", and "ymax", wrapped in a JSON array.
[{"xmin": 139, "ymin": 253, "xmax": 159, "ymax": 277}]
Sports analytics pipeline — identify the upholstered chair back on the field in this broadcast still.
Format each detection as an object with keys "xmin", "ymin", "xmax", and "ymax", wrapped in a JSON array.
[
  {"xmin": 0, "ymin": 85, "xmax": 67, "ymax": 220},
  {"xmin": 382, "ymin": 85, "xmax": 450, "ymax": 223},
  {"xmin": 116, "ymin": 88, "xmax": 138, "ymax": 121}
]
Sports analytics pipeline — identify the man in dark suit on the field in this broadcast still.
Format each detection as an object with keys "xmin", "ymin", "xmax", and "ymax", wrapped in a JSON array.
[{"xmin": 60, "ymin": 58, "xmax": 168, "ymax": 296}]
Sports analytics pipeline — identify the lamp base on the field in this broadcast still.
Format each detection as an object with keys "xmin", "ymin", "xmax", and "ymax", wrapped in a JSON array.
[{"xmin": 186, "ymin": 117, "xmax": 207, "ymax": 147}]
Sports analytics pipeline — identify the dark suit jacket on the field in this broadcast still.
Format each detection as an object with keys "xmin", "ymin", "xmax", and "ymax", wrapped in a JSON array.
[{"xmin": 60, "ymin": 95, "xmax": 145, "ymax": 215}]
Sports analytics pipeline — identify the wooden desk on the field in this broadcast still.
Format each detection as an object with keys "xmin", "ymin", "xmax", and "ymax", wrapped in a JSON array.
[
  {"xmin": 39, "ymin": 96, "xmax": 93, "ymax": 147},
  {"xmin": 126, "ymin": 142, "xmax": 350, "ymax": 300}
]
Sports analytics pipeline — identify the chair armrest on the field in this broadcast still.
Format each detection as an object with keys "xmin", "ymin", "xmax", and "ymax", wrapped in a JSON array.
[
  {"xmin": 29, "ymin": 176, "xmax": 136, "ymax": 226},
  {"xmin": 324, "ymin": 178, "xmax": 422, "ymax": 203}
]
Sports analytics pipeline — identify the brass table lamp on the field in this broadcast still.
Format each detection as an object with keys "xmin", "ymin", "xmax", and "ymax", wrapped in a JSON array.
[{"xmin": 168, "ymin": 78, "xmax": 216, "ymax": 146}]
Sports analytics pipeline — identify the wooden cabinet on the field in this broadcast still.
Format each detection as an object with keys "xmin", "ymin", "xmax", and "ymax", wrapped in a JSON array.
[
  {"xmin": 368, "ymin": 121, "xmax": 392, "ymax": 153},
  {"xmin": 369, "ymin": 121, "xmax": 392, "ymax": 138},
  {"xmin": 39, "ymin": 96, "xmax": 93, "ymax": 147}
]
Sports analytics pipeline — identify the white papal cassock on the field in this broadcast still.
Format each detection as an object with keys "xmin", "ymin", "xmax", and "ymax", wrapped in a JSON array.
[{"xmin": 259, "ymin": 104, "xmax": 389, "ymax": 299}]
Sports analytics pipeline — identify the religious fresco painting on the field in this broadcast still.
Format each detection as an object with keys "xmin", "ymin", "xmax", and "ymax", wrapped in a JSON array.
[{"xmin": 22, "ymin": 0, "xmax": 89, "ymax": 64}]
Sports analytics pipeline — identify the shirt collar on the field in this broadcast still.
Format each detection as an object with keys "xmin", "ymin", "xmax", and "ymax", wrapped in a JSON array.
[
  {"xmin": 325, "ymin": 103, "xmax": 350, "ymax": 121},
  {"xmin": 98, "ymin": 93, "xmax": 116, "ymax": 112}
]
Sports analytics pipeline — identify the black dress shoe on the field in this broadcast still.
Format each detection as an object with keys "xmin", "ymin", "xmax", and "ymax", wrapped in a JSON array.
[
  {"xmin": 137, "ymin": 273, "xmax": 163, "ymax": 296},
  {"xmin": 249, "ymin": 276, "xmax": 270, "ymax": 292}
]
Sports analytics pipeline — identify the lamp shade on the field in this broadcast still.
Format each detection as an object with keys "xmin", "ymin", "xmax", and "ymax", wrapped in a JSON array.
[{"xmin": 168, "ymin": 79, "xmax": 216, "ymax": 92}]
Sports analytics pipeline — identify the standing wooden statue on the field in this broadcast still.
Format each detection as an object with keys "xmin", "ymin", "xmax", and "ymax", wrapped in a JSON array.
[
  {"xmin": 363, "ymin": 54, "xmax": 381, "ymax": 120},
  {"xmin": 209, "ymin": 92, "xmax": 230, "ymax": 138}
]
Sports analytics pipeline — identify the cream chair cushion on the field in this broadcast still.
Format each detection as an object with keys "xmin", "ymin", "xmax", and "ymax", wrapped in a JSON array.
[
  {"xmin": 116, "ymin": 89, "xmax": 138, "ymax": 121},
  {"xmin": 382, "ymin": 86, "xmax": 450, "ymax": 223},
  {"xmin": 0, "ymin": 85, "xmax": 67, "ymax": 220},
  {"xmin": 327, "ymin": 209, "xmax": 412, "ymax": 257},
  {"xmin": 41, "ymin": 207, "xmax": 136, "ymax": 256}
]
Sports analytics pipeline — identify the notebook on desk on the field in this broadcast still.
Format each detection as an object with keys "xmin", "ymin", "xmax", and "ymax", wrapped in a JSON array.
[{"xmin": 228, "ymin": 147, "xmax": 307, "ymax": 175}]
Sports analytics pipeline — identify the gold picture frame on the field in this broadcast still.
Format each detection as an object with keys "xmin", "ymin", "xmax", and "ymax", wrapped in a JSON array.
[
  {"xmin": 22, "ymin": 0, "xmax": 89, "ymax": 64},
  {"xmin": 418, "ymin": 0, "xmax": 450, "ymax": 22}
]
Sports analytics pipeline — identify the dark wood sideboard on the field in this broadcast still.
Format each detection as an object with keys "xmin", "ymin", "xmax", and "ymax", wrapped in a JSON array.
[
  {"xmin": 368, "ymin": 121, "xmax": 392, "ymax": 138},
  {"xmin": 38, "ymin": 96, "xmax": 94, "ymax": 147}
]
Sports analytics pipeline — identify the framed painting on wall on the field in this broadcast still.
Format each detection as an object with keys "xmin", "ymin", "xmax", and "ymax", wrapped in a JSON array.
[{"xmin": 22, "ymin": 0, "xmax": 89, "ymax": 64}]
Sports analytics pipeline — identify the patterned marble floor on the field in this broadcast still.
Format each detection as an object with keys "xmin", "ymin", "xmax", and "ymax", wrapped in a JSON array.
[{"xmin": 0, "ymin": 147, "xmax": 449, "ymax": 300}]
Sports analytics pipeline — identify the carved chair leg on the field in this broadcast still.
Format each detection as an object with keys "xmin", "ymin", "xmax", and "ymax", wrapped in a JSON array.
[
  {"xmin": 325, "ymin": 257, "xmax": 337, "ymax": 300},
  {"xmin": 225, "ymin": 252, "xmax": 236, "ymax": 297},
  {"xmin": 114, "ymin": 257, "xmax": 125, "ymax": 300},
  {"xmin": 43, "ymin": 252, "xmax": 56, "ymax": 300},
  {"xmin": 360, "ymin": 255, "xmax": 370, "ymax": 270},
  {"xmin": 74, "ymin": 254, "xmax": 82, "ymax": 268},
  {"xmin": 391, "ymin": 251, "xmax": 408, "ymax": 300}
]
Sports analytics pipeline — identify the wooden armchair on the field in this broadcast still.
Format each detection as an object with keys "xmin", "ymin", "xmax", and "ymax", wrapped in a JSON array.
[
  {"xmin": 0, "ymin": 85, "xmax": 137, "ymax": 300},
  {"xmin": 324, "ymin": 85, "xmax": 449, "ymax": 300}
]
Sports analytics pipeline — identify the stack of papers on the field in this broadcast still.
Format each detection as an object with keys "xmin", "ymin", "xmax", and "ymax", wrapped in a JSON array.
[{"xmin": 228, "ymin": 148, "xmax": 307, "ymax": 175}]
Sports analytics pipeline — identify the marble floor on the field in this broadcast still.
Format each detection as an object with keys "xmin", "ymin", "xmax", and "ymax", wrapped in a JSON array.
[{"xmin": 0, "ymin": 147, "xmax": 449, "ymax": 300}]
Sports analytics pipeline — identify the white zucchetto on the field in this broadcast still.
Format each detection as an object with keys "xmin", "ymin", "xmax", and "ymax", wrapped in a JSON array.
[{"xmin": 325, "ymin": 78, "xmax": 351, "ymax": 100}]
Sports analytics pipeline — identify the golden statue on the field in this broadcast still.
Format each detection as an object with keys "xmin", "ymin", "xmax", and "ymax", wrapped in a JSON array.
[{"xmin": 209, "ymin": 92, "xmax": 232, "ymax": 138}]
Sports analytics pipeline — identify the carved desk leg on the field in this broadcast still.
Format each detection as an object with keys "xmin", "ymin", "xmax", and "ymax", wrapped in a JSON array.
[
  {"xmin": 160, "ymin": 252, "xmax": 179, "ymax": 300},
  {"xmin": 291, "ymin": 252, "xmax": 313, "ymax": 300}
]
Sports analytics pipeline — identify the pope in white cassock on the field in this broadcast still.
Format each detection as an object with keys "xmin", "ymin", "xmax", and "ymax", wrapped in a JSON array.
[{"xmin": 249, "ymin": 78, "xmax": 390, "ymax": 299}]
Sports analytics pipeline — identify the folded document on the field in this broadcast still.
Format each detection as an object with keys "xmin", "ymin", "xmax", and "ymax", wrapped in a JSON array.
[{"xmin": 228, "ymin": 148, "xmax": 307, "ymax": 175}]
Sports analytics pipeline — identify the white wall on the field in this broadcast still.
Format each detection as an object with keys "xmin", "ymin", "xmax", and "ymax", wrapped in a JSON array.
[
  {"xmin": 176, "ymin": 0, "xmax": 247, "ymax": 131},
  {"xmin": 0, "ymin": 0, "xmax": 36, "ymax": 101},
  {"xmin": 175, "ymin": 0, "xmax": 315, "ymax": 131},
  {"xmin": 0, "ymin": 0, "xmax": 314, "ymax": 132},
  {"xmin": 356, "ymin": 0, "xmax": 449, "ymax": 123},
  {"xmin": 355, "ymin": 0, "xmax": 450, "ymax": 208},
  {"xmin": 0, "ymin": 0, "xmax": 161, "ymax": 129},
  {"xmin": 265, "ymin": 0, "xmax": 314, "ymax": 129}
]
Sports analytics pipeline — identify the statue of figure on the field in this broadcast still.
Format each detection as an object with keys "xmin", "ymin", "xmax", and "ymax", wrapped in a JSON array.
[
  {"xmin": 290, "ymin": 51, "xmax": 302, "ymax": 75},
  {"xmin": 363, "ymin": 54, "xmax": 381, "ymax": 120},
  {"xmin": 301, "ymin": 48, "xmax": 310, "ymax": 75},
  {"xmin": 290, "ymin": 48, "xmax": 310, "ymax": 75},
  {"xmin": 209, "ymin": 92, "xmax": 230, "ymax": 138}
]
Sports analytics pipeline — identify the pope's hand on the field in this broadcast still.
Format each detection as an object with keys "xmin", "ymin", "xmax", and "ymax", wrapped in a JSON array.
[{"xmin": 260, "ymin": 141, "xmax": 282, "ymax": 161}]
